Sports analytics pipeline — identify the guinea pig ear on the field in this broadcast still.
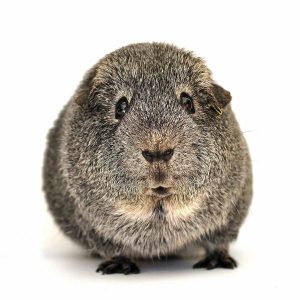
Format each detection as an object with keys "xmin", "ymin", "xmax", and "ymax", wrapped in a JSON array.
[
  {"xmin": 74, "ymin": 65, "xmax": 98, "ymax": 110},
  {"xmin": 209, "ymin": 83, "xmax": 232, "ymax": 115}
]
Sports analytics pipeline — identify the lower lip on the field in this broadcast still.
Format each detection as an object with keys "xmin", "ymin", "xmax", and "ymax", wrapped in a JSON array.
[
  {"xmin": 151, "ymin": 194, "xmax": 171, "ymax": 200},
  {"xmin": 151, "ymin": 192, "xmax": 172, "ymax": 198}
]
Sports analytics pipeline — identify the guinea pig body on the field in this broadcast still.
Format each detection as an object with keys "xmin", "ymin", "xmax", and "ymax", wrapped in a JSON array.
[{"xmin": 43, "ymin": 43, "xmax": 252, "ymax": 274}]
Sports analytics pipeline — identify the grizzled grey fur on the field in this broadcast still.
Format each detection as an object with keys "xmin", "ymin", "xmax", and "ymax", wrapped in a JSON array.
[{"xmin": 43, "ymin": 43, "xmax": 252, "ymax": 274}]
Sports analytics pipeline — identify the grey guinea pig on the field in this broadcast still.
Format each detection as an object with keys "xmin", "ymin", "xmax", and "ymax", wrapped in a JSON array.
[{"xmin": 43, "ymin": 42, "xmax": 252, "ymax": 275}]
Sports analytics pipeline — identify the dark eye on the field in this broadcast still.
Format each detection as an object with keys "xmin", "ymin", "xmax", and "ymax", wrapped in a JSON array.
[
  {"xmin": 115, "ymin": 96, "xmax": 129, "ymax": 119},
  {"xmin": 180, "ymin": 92, "xmax": 195, "ymax": 114}
]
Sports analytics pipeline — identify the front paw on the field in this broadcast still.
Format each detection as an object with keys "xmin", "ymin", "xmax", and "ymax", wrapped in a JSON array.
[
  {"xmin": 96, "ymin": 256, "xmax": 140, "ymax": 275},
  {"xmin": 193, "ymin": 251, "xmax": 238, "ymax": 270}
]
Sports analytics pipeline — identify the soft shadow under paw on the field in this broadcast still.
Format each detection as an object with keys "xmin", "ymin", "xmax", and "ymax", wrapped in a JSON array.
[
  {"xmin": 96, "ymin": 256, "xmax": 140, "ymax": 275},
  {"xmin": 193, "ymin": 251, "xmax": 238, "ymax": 270}
]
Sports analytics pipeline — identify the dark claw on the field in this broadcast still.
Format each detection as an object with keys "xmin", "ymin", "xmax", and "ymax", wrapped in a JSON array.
[
  {"xmin": 96, "ymin": 256, "xmax": 140, "ymax": 275},
  {"xmin": 193, "ymin": 251, "xmax": 238, "ymax": 270}
]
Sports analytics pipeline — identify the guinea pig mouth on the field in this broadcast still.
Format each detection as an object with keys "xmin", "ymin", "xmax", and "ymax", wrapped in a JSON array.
[{"xmin": 151, "ymin": 186, "xmax": 171, "ymax": 197}]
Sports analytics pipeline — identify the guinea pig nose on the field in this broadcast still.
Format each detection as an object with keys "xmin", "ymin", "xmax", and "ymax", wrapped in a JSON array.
[{"xmin": 142, "ymin": 149, "xmax": 174, "ymax": 162}]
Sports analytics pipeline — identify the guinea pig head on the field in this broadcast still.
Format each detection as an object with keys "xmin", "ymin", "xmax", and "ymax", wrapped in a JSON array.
[{"xmin": 73, "ymin": 43, "xmax": 231, "ymax": 210}]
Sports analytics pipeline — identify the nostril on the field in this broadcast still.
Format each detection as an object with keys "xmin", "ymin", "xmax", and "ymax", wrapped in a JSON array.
[
  {"xmin": 142, "ymin": 150, "xmax": 154, "ymax": 162},
  {"xmin": 162, "ymin": 149, "xmax": 174, "ymax": 161}
]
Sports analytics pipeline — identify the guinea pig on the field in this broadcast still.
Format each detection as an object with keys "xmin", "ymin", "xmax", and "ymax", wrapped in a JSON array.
[{"xmin": 43, "ymin": 42, "xmax": 252, "ymax": 274}]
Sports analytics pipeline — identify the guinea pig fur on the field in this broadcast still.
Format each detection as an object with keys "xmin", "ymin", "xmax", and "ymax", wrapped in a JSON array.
[{"xmin": 43, "ymin": 42, "xmax": 252, "ymax": 274}]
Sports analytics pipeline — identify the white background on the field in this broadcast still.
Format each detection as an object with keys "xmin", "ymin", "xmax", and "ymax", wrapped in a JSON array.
[{"xmin": 0, "ymin": 0, "xmax": 299, "ymax": 299}]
